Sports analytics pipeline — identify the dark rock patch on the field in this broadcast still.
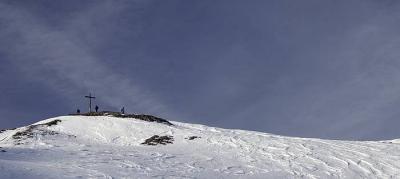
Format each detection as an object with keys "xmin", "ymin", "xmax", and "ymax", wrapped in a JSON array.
[
  {"xmin": 11, "ymin": 119, "xmax": 64, "ymax": 145},
  {"xmin": 71, "ymin": 112, "xmax": 173, "ymax": 126},
  {"xmin": 12, "ymin": 129, "xmax": 35, "ymax": 140},
  {"xmin": 42, "ymin": 120, "xmax": 62, "ymax": 126},
  {"xmin": 128, "ymin": 114, "xmax": 173, "ymax": 126},
  {"xmin": 185, "ymin": 136, "xmax": 201, "ymax": 140},
  {"xmin": 141, "ymin": 135, "xmax": 174, "ymax": 146}
]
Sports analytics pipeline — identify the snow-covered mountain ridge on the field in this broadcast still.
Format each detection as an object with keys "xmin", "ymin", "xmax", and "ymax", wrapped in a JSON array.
[{"xmin": 0, "ymin": 115, "xmax": 399, "ymax": 178}]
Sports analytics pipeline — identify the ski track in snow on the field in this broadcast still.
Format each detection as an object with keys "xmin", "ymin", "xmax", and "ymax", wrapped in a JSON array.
[{"xmin": 0, "ymin": 116, "xmax": 399, "ymax": 178}]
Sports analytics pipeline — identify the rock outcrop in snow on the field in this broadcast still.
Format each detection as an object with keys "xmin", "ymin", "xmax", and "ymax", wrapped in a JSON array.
[
  {"xmin": 0, "ymin": 115, "xmax": 399, "ymax": 178},
  {"xmin": 141, "ymin": 135, "xmax": 174, "ymax": 146}
]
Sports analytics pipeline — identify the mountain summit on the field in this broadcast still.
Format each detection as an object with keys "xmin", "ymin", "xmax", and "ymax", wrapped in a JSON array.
[{"xmin": 0, "ymin": 115, "xmax": 399, "ymax": 178}]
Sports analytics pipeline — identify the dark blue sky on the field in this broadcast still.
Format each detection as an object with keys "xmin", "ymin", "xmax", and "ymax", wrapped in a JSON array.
[{"xmin": 1, "ymin": 0, "xmax": 400, "ymax": 140}]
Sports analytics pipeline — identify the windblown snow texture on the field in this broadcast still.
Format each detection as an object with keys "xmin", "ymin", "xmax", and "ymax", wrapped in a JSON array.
[{"xmin": 0, "ymin": 116, "xmax": 399, "ymax": 178}]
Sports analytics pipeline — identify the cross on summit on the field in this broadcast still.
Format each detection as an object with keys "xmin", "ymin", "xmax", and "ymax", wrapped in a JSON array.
[{"xmin": 85, "ymin": 93, "xmax": 96, "ymax": 112}]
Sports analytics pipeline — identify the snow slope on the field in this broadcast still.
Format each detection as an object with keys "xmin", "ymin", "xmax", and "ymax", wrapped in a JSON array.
[{"xmin": 0, "ymin": 116, "xmax": 399, "ymax": 178}]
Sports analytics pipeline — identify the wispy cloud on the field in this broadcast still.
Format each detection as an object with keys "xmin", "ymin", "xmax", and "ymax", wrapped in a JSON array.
[{"xmin": 0, "ymin": 2, "xmax": 167, "ymax": 115}]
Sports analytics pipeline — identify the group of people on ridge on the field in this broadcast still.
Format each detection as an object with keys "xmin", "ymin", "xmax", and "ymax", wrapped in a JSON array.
[{"xmin": 76, "ymin": 106, "xmax": 125, "ymax": 114}]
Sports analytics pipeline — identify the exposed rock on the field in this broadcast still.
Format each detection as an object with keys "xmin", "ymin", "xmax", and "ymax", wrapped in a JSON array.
[
  {"xmin": 128, "ymin": 114, "xmax": 173, "ymax": 126},
  {"xmin": 141, "ymin": 135, "xmax": 174, "ymax": 146},
  {"xmin": 185, "ymin": 136, "xmax": 201, "ymax": 140},
  {"xmin": 42, "ymin": 120, "xmax": 62, "ymax": 126},
  {"xmin": 12, "ymin": 119, "xmax": 63, "ymax": 145}
]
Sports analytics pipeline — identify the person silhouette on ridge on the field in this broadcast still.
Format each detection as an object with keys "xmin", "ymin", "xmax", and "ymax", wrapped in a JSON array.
[{"xmin": 95, "ymin": 105, "xmax": 99, "ymax": 112}]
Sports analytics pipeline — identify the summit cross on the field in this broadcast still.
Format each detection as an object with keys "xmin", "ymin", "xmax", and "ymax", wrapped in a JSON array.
[{"xmin": 85, "ymin": 93, "xmax": 96, "ymax": 112}]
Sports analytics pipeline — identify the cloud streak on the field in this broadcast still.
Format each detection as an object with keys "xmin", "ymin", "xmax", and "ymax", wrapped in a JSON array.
[{"xmin": 0, "ymin": 1, "xmax": 168, "ymax": 115}]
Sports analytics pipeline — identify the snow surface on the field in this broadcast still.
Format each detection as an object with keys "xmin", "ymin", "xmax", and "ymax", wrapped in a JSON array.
[{"xmin": 0, "ymin": 116, "xmax": 399, "ymax": 178}]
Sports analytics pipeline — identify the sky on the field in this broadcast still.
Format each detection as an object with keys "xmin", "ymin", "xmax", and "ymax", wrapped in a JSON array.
[{"xmin": 1, "ymin": 0, "xmax": 400, "ymax": 140}]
